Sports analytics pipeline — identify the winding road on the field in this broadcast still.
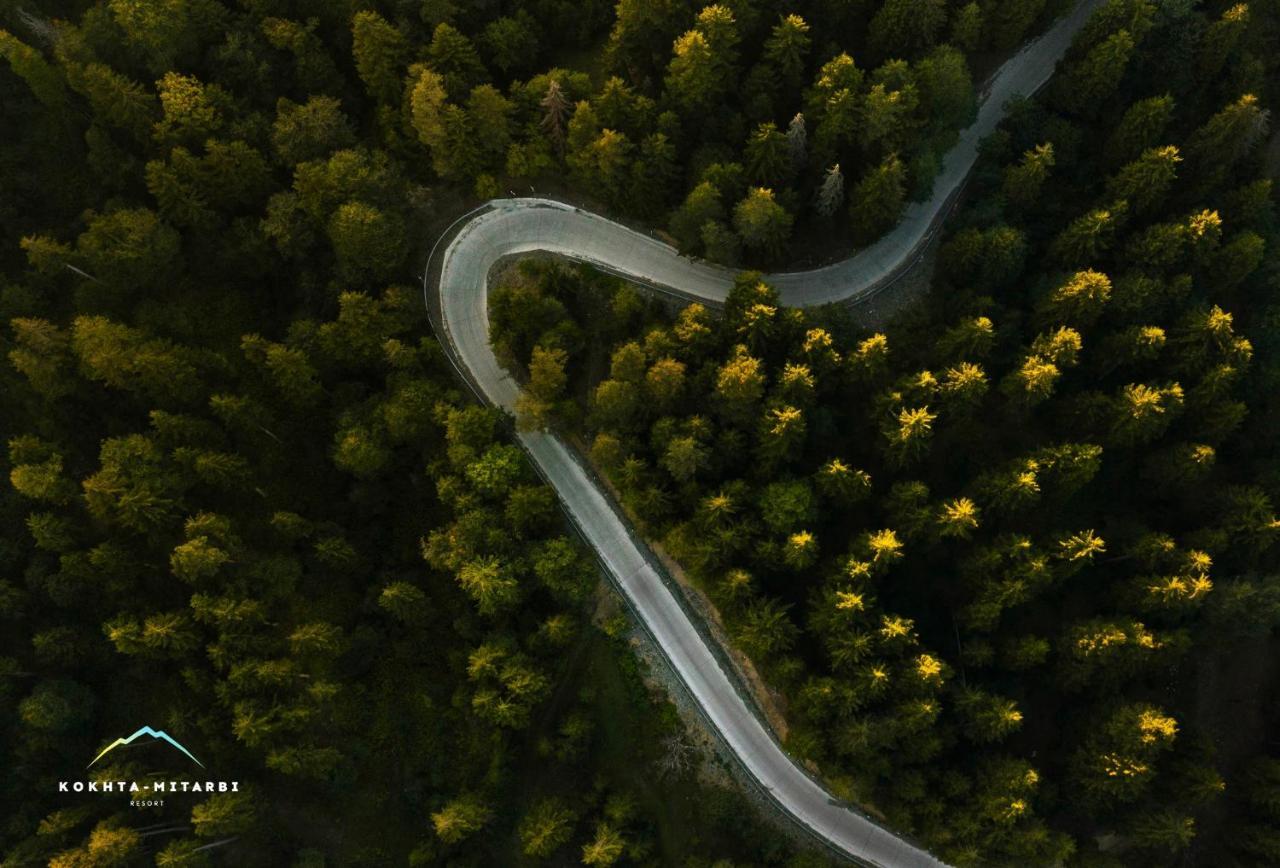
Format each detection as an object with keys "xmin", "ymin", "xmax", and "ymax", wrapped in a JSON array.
[{"xmin": 424, "ymin": 2, "xmax": 1103, "ymax": 864}]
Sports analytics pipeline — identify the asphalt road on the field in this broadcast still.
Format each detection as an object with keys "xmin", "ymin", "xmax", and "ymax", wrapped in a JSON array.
[{"xmin": 428, "ymin": 2, "xmax": 1103, "ymax": 864}]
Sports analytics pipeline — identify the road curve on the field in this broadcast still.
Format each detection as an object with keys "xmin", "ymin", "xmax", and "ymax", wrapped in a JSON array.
[{"xmin": 426, "ymin": 3, "xmax": 1102, "ymax": 865}]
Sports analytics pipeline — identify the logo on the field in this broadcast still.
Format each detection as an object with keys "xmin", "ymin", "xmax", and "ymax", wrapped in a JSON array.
[
  {"xmin": 88, "ymin": 725, "xmax": 204, "ymax": 769},
  {"xmin": 59, "ymin": 725, "xmax": 238, "ymax": 806}
]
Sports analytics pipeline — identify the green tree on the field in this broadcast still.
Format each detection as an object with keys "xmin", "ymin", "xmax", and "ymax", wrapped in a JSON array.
[
  {"xmin": 629, "ymin": 133, "xmax": 679, "ymax": 219},
  {"xmin": 378, "ymin": 581, "xmax": 428, "ymax": 624},
  {"xmin": 351, "ymin": 11, "xmax": 406, "ymax": 104},
  {"xmin": 518, "ymin": 345, "xmax": 569, "ymax": 430},
  {"xmin": 1106, "ymin": 145, "xmax": 1181, "ymax": 211},
  {"xmin": 19, "ymin": 679, "xmax": 95, "ymax": 732},
  {"xmin": 272, "ymin": 96, "xmax": 356, "ymax": 166},
  {"xmin": 108, "ymin": 0, "xmax": 202, "ymax": 73},
  {"xmin": 1002, "ymin": 142, "xmax": 1054, "ymax": 209},
  {"xmin": 988, "ymin": 0, "xmax": 1046, "ymax": 50},
  {"xmin": 1106, "ymin": 94, "xmax": 1174, "ymax": 164},
  {"xmin": 428, "ymin": 23, "xmax": 488, "ymax": 99},
  {"xmin": 1041, "ymin": 269, "xmax": 1112, "ymax": 326},
  {"xmin": 581, "ymin": 822, "xmax": 626, "ymax": 866},
  {"xmin": 867, "ymin": 0, "xmax": 946, "ymax": 60},
  {"xmin": 483, "ymin": 12, "xmax": 541, "ymax": 77},
  {"xmin": 0, "ymin": 29, "xmax": 66, "ymax": 110},
  {"xmin": 1058, "ymin": 29, "xmax": 1136, "ymax": 117},
  {"xmin": 50, "ymin": 821, "xmax": 141, "ymax": 867},
  {"xmin": 191, "ymin": 789, "xmax": 259, "ymax": 837},
  {"xmin": 8, "ymin": 318, "xmax": 74, "ymax": 399},
  {"xmin": 260, "ymin": 16, "xmax": 344, "ymax": 96},
  {"xmin": 520, "ymin": 798, "xmax": 575, "ymax": 857},
  {"xmin": 669, "ymin": 181, "xmax": 725, "ymax": 253},
  {"xmin": 882, "ymin": 405, "xmax": 936, "ymax": 466},
  {"xmin": 410, "ymin": 66, "xmax": 478, "ymax": 180},
  {"xmin": 75, "ymin": 207, "xmax": 182, "ymax": 293},
  {"xmin": 733, "ymin": 187, "xmax": 792, "ymax": 258},
  {"xmin": 1109, "ymin": 382, "xmax": 1184, "ymax": 446},
  {"xmin": 956, "ymin": 688, "xmax": 1023, "ymax": 743},
  {"xmin": 665, "ymin": 31, "xmax": 719, "ymax": 115},
  {"xmin": 850, "ymin": 154, "xmax": 906, "ymax": 244},
  {"xmin": 64, "ymin": 62, "xmax": 156, "ymax": 143},
  {"xmin": 1050, "ymin": 205, "xmax": 1125, "ymax": 266},
  {"xmin": 460, "ymin": 560, "xmax": 519, "ymax": 614},
  {"xmin": 736, "ymin": 598, "xmax": 799, "ymax": 658},
  {"xmin": 327, "ymin": 201, "xmax": 406, "ymax": 284},
  {"xmin": 1198, "ymin": 3, "xmax": 1249, "ymax": 79},
  {"xmin": 432, "ymin": 794, "xmax": 492, "ymax": 844},
  {"xmin": 571, "ymin": 128, "xmax": 634, "ymax": 206},
  {"xmin": 1071, "ymin": 703, "xmax": 1178, "ymax": 807},
  {"xmin": 951, "ymin": 3, "xmax": 984, "ymax": 51}
]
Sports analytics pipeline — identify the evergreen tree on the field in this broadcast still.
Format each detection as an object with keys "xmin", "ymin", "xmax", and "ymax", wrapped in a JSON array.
[
  {"xmin": 351, "ymin": 11, "xmax": 406, "ymax": 105},
  {"xmin": 850, "ymin": 153, "xmax": 906, "ymax": 244},
  {"xmin": 815, "ymin": 164, "xmax": 844, "ymax": 217}
]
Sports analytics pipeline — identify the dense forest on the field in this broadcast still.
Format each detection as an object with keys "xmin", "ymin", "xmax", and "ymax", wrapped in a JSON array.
[
  {"xmin": 0, "ymin": 0, "xmax": 955, "ymax": 864},
  {"xmin": 493, "ymin": 0, "xmax": 1280, "ymax": 866},
  {"xmin": 3, "ymin": 0, "xmax": 1279, "ymax": 866}
]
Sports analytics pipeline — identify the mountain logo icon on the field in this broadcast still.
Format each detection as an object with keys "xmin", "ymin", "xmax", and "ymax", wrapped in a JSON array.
[{"xmin": 87, "ymin": 726, "xmax": 204, "ymax": 769}]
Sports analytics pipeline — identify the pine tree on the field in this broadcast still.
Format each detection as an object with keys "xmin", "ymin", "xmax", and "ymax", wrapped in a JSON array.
[
  {"xmin": 1198, "ymin": 3, "xmax": 1249, "ymax": 79},
  {"xmin": 629, "ymin": 132, "xmax": 678, "ymax": 218},
  {"xmin": 745, "ymin": 122, "xmax": 790, "ymax": 187},
  {"xmin": 882, "ymin": 406, "xmax": 936, "ymax": 466},
  {"xmin": 432, "ymin": 794, "xmax": 492, "ymax": 844},
  {"xmin": 763, "ymin": 14, "xmax": 810, "ymax": 91},
  {"xmin": 581, "ymin": 822, "xmax": 626, "ymax": 866},
  {"xmin": 786, "ymin": 112, "xmax": 807, "ymax": 170},
  {"xmin": 850, "ymin": 153, "xmax": 906, "ymax": 244},
  {"xmin": 1106, "ymin": 94, "xmax": 1175, "ymax": 165},
  {"xmin": 987, "ymin": 0, "xmax": 1046, "ymax": 50},
  {"xmin": 1057, "ymin": 29, "xmax": 1136, "ymax": 117},
  {"xmin": 467, "ymin": 84, "xmax": 513, "ymax": 170},
  {"xmin": 1050, "ymin": 206, "xmax": 1125, "ymax": 266},
  {"xmin": 815, "ymin": 459, "xmax": 872, "ymax": 505},
  {"xmin": 860, "ymin": 76, "xmax": 919, "ymax": 154},
  {"xmin": 1186, "ymin": 94, "xmax": 1269, "ymax": 171},
  {"xmin": 1041, "ymin": 269, "xmax": 1112, "ymax": 326},
  {"xmin": 260, "ymin": 17, "xmax": 344, "ymax": 97},
  {"xmin": 541, "ymin": 78, "xmax": 570, "ymax": 156},
  {"xmin": 0, "ymin": 30, "xmax": 66, "ymax": 110},
  {"xmin": 1106, "ymin": 145, "xmax": 1181, "ymax": 211},
  {"xmin": 1109, "ymin": 382, "xmax": 1184, "ymax": 446},
  {"xmin": 351, "ymin": 11, "xmax": 406, "ymax": 105},
  {"xmin": 937, "ymin": 497, "xmax": 981, "ymax": 539},
  {"xmin": 191, "ymin": 789, "xmax": 259, "ymax": 837},
  {"xmin": 1071, "ymin": 704, "xmax": 1178, "ymax": 807},
  {"xmin": 1001, "ymin": 354, "xmax": 1060, "ymax": 407},
  {"xmin": 428, "ymin": 23, "xmax": 487, "ymax": 99},
  {"xmin": 815, "ymin": 164, "xmax": 844, "ymax": 217},
  {"xmin": 1002, "ymin": 142, "xmax": 1054, "ymax": 209},
  {"xmin": 956, "ymin": 688, "xmax": 1023, "ymax": 742},
  {"xmin": 519, "ymin": 798, "xmax": 575, "ymax": 857},
  {"xmin": 8, "ymin": 318, "xmax": 74, "ymax": 399},
  {"xmin": 951, "ymin": 3, "xmax": 984, "ymax": 51},
  {"xmin": 867, "ymin": 0, "xmax": 946, "ymax": 60},
  {"xmin": 666, "ymin": 7, "xmax": 739, "ymax": 116},
  {"xmin": 733, "ymin": 187, "xmax": 793, "ymax": 257}
]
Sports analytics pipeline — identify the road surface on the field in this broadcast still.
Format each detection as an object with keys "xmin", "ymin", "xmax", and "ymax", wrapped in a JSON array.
[{"xmin": 425, "ymin": 2, "xmax": 1102, "ymax": 864}]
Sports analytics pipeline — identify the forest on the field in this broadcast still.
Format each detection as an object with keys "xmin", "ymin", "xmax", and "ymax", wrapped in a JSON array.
[
  {"xmin": 1, "ymin": 0, "xmax": 1278, "ymax": 866},
  {"xmin": 492, "ymin": 0, "xmax": 1280, "ymax": 866}
]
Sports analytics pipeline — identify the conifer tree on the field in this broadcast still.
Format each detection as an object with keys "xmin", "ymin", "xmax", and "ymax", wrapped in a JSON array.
[{"xmin": 816, "ymin": 164, "xmax": 844, "ymax": 217}]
